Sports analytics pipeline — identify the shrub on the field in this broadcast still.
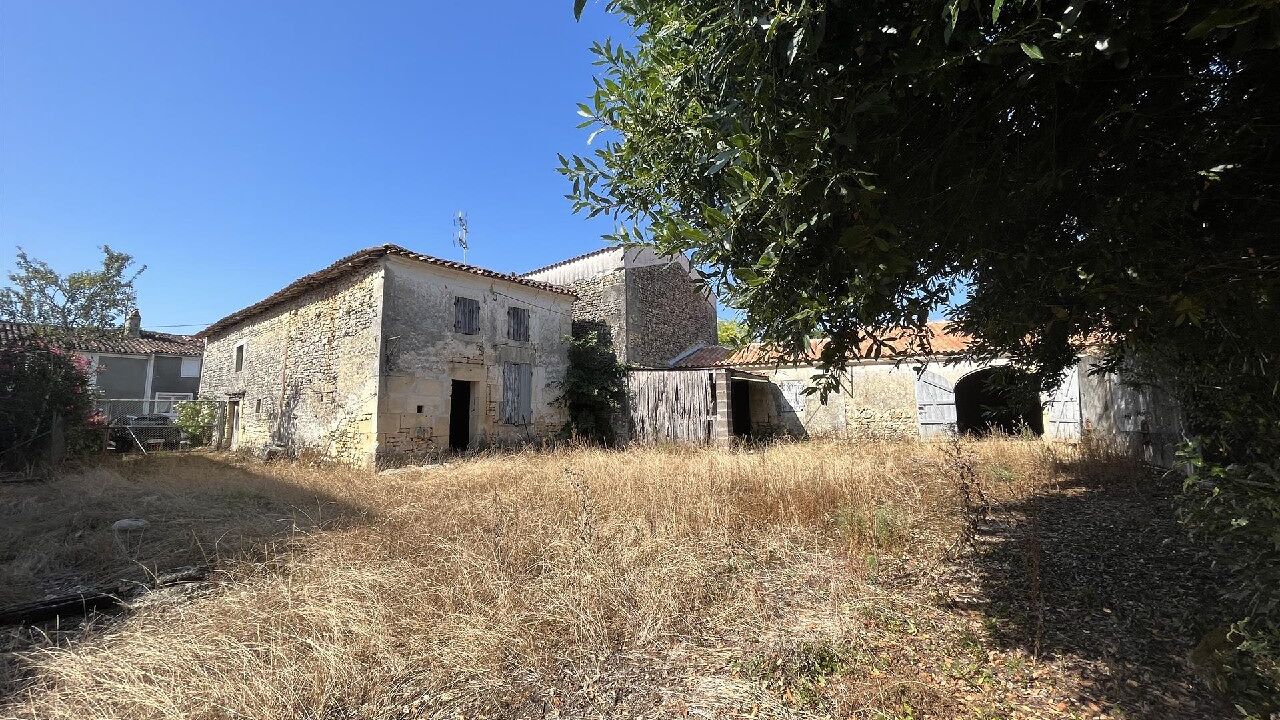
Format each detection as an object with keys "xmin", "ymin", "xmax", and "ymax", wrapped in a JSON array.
[{"xmin": 0, "ymin": 337, "xmax": 95, "ymax": 470}]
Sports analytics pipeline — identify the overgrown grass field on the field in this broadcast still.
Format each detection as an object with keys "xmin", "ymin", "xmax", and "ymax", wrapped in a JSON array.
[{"xmin": 0, "ymin": 440, "xmax": 1234, "ymax": 719}]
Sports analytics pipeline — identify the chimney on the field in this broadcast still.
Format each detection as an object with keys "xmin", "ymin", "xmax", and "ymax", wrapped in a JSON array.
[{"xmin": 124, "ymin": 308, "xmax": 141, "ymax": 338}]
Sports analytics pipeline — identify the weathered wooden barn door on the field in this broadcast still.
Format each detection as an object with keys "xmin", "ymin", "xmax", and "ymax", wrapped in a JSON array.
[
  {"xmin": 915, "ymin": 370, "xmax": 957, "ymax": 438},
  {"xmin": 1043, "ymin": 364, "xmax": 1082, "ymax": 440}
]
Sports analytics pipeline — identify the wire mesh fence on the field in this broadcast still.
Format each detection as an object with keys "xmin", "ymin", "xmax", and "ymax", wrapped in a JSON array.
[{"xmin": 93, "ymin": 398, "xmax": 230, "ymax": 454}]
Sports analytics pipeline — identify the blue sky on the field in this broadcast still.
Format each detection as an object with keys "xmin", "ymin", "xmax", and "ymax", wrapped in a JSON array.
[{"xmin": 2, "ymin": 1, "xmax": 636, "ymax": 330}]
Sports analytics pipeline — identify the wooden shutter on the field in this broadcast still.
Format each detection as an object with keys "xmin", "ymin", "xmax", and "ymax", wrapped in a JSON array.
[
  {"xmin": 454, "ymin": 297, "xmax": 479, "ymax": 335},
  {"xmin": 507, "ymin": 307, "xmax": 529, "ymax": 342},
  {"xmin": 915, "ymin": 370, "xmax": 957, "ymax": 438},
  {"xmin": 502, "ymin": 363, "xmax": 533, "ymax": 425},
  {"xmin": 1044, "ymin": 364, "xmax": 1082, "ymax": 440}
]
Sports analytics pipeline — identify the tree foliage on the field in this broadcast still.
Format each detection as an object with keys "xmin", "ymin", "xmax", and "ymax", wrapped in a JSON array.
[
  {"xmin": 717, "ymin": 318, "xmax": 751, "ymax": 349},
  {"xmin": 557, "ymin": 331, "xmax": 629, "ymax": 444},
  {"xmin": 567, "ymin": 0, "xmax": 1280, "ymax": 707},
  {"xmin": 0, "ymin": 245, "xmax": 145, "ymax": 337}
]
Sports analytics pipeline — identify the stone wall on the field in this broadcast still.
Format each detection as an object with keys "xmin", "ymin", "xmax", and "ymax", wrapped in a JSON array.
[
  {"xmin": 843, "ymin": 365, "xmax": 919, "ymax": 439},
  {"xmin": 559, "ymin": 270, "xmax": 628, "ymax": 360},
  {"xmin": 624, "ymin": 262, "xmax": 717, "ymax": 368},
  {"xmin": 199, "ymin": 265, "xmax": 383, "ymax": 466},
  {"xmin": 376, "ymin": 257, "xmax": 573, "ymax": 465}
]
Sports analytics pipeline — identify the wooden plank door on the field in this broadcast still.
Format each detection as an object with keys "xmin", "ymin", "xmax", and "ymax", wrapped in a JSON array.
[{"xmin": 916, "ymin": 370, "xmax": 957, "ymax": 438}]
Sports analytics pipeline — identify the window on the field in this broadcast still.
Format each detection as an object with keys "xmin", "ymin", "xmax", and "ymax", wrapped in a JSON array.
[
  {"xmin": 255, "ymin": 398, "xmax": 262, "ymax": 414},
  {"xmin": 501, "ymin": 363, "xmax": 533, "ymax": 425},
  {"xmin": 180, "ymin": 356, "xmax": 202, "ymax": 378},
  {"xmin": 507, "ymin": 306, "xmax": 530, "ymax": 342},
  {"xmin": 234, "ymin": 343, "xmax": 245, "ymax": 372},
  {"xmin": 454, "ymin": 297, "xmax": 480, "ymax": 335},
  {"xmin": 153, "ymin": 392, "xmax": 193, "ymax": 416}
]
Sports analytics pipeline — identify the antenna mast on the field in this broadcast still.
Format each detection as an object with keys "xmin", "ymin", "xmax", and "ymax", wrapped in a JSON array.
[{"xmin": 453, "ymin": 211, "xmax": 469, "ymax": 263}]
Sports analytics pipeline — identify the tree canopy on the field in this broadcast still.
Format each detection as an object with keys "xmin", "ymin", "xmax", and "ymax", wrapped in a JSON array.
[
  {"xmin": 0, "ymin": 245, "xmax": 145, "ymax": 337},
  {"xmin": 567, "ymin": 0, "xmax": 1280, "ymax": 707}
]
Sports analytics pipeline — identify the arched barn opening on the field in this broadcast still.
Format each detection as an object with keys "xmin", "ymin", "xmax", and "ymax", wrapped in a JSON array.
[{"xmin": 954, "ymin": 368, "xmax": 1044, "ymax": 436}]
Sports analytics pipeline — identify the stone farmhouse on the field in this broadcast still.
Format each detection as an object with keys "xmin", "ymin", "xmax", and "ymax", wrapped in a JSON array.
[
  {"xmin": 197, "ymin": 242, "xmax": 1175, "ymax": 468},
  {"xmin": 196, "ymin": 244, "xmax": 718, "ymax": 467}
]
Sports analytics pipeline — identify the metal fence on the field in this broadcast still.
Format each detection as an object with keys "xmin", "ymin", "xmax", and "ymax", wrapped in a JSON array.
[{"xmin": 93, "ymin": 398, "xmax": 229, "ymax": 454}]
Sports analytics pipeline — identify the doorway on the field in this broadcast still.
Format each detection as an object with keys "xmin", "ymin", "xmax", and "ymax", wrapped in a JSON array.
[
  {"xmin": 954, "ymin": 368, "xmax": 1044, "ymax": 436},
  {"xmin": 448, "ymin": 380, "xmax": 472, "ymax": 451},
  {"xmin": 730, "ymin": 379, "xmax": 752, "ymax": 437},
  {"xmin": 227, "ymin": 400, "xmax": 241, "ymax": 450}
]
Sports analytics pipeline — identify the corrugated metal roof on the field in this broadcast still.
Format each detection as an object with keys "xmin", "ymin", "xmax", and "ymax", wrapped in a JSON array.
[
  {"xmin": 199, "ymin": 244, "xmax": 576, "ymax": 338},
  {"xmin": 0, "ymin": 321, "xmax": 202, "ymax": 356},
  {"xmin": 674, "ymin": 322, "xmax": 971, "ymax": 368}
]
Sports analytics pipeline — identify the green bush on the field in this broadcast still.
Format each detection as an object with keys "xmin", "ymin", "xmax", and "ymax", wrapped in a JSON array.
[
  {"xmin": 176, "ymin": 400, "xmax": 222, "ymax": 446},
  {"xmin": 0, "ymin": 338, "xmax": 96, "ymax": 470}
]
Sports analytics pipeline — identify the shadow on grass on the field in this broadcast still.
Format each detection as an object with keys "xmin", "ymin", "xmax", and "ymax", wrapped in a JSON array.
[
  {"xmin": 0, "ymin": 451, "xmax": 367, "ymax": 624},
  {"xmin": 962, "ymin": 457, "xmax": 1237, "ymax": 718}
]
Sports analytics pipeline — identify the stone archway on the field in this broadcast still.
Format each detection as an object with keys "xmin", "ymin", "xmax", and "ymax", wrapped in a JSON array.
[{"xmin": 954, "ymin": 367, "xmax": 1044, "ymax": 436}]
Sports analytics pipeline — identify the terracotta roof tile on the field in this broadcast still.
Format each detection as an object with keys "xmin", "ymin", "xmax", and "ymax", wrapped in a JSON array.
[
  {"xmin": 670, "ymin": 345, "xmax": 735, "ymax": 368},
  {"xmin": 0, "ymin": 321, "xmax": 202, "ymax": 356},
  {"xmin": 675, "ymin": 322, "xmax": 971, "ymax": 368},
  {"xmin": 200, "ymin": 244, "xmax": 576, "ymax": 338}
]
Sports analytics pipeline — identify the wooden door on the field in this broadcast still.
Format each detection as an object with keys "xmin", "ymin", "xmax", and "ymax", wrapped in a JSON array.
[{"xmin": 916, "ymin": 370, "xmax": 957, "ymax": 438}]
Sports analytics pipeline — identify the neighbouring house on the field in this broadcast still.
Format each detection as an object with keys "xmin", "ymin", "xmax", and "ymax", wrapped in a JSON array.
[
  {"xmin": 197, "ymin": 244, "xmax": 720, "ymax": 466},
  {"xmin": 0, "ymin": 311, "xmax": 204, "ymax": 414}
]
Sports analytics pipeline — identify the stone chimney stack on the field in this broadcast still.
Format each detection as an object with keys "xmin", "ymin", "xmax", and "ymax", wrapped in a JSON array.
[{"xmin": 124, "ymin": 308, "xmax": 141, "ymax": 338}]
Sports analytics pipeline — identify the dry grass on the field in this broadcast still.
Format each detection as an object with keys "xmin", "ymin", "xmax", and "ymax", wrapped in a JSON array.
[{"xmin": 0, "ymin": 439, "xmax": 1218, "ymax": 719}]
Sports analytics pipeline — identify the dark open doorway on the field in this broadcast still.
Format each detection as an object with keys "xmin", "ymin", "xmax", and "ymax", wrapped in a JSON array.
[
  {"xmin": 448, "ymin": 380, "xmax": 472, "ymax": 451},
  {"xmin": 955, "ymin": 368, "xmax": 1044, "ymax": 436},
  {"xmin": 730, "ymin": 379, "xmax": 752, "ymax": 437}
]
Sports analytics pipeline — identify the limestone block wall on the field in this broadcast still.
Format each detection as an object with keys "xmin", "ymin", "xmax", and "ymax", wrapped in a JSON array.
[
  {"xmin": 376, "ymin": 257, "xmax": 573, "ymax": 464},
  {"xmin": 199, "ymin": 265, "xmax": 384, "ymax": 465},
  {"xmin": 624, "ymin": 262, "xmax": 718, "ymax": 368},
  {"xmin": 843, "ymin": 364, "xmax": 919, "ymax": 439}
]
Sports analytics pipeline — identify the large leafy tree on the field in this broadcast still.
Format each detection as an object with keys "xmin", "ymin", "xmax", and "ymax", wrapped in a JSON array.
[
  {"xmin": 566, "ymin": 0, "xmax": 1279, "ymax": 707},
  {"xmin": 0, "ymin": 245, "xmax": 145, "ymax": 337}
]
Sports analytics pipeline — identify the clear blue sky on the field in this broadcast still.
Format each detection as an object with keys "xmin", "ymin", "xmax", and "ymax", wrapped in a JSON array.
[{"xmin": 2, "ymin": 1, "xmax": 636, "ymax": 330}]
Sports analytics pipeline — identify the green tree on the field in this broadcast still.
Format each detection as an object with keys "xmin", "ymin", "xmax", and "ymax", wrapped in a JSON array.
[
  {"xmin": 0, "ymin": 245, "xmax": 146, "ymax": 337},
  {"xmin": 557, "ymin": 331, "xmax": 629, "ymax": 444},
  {"xmin": 717, "ymin": 319, "xmax": 751, "ymax": 349},
  {"xmin": 567, "ymin": 0, "xmax": 1279, "ymax": 708}
]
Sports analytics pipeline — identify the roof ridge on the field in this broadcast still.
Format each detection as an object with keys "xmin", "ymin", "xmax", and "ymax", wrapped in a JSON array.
[{"xmin": 200, "ymin": 244, "xmax": 575, "ymax": 338}]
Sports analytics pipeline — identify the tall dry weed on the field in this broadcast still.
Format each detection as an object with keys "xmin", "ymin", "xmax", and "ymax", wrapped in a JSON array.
[{"xmin": 1, "ymin": 439, "xmax": 1075, "ymax": 719}]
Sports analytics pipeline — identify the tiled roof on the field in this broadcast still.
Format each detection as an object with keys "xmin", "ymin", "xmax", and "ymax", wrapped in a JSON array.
[
  {"xmin": 200, "ymin": 244, "xmax": 576, "ymax": 338},
  {"xmin": 0, "ymin": 321, "xmax": 202, "ymax": 356},
  {"xmin": 675, "ymin": 322, "xmax": 972, "ymax": 368},
  {"xmin": 670, "ymin": 345, "xmax": 735, "ymax": 368},
  {"xmin": 520, "ymin": 246, "xmax": 616, "ymax": 277}
]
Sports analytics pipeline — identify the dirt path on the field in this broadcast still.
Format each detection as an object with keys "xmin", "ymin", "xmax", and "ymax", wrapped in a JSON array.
[{"xmin": 938, "ymin": 460, "xmax": 1237, "ymax": 718}]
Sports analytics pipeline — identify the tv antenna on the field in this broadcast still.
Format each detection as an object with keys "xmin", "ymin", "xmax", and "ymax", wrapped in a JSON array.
[{"xmin": 453, "ymin": 211, "xmax": 469, "ymax": 263}]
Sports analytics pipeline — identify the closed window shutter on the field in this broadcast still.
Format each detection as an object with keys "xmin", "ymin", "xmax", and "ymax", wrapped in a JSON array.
[
  {"xmin": 501, "ymin": 362, "xmax": 534, "ymax": 425},
  {"xmin": 519, "ymin": 363, "xmax": 533, "ymax": 424},
  {"xmin": 454, "ymin": 297, "xmax": 479, "ymax": 335},
  {"xmin": 507, "ymin": 307, "xmax": 529, "ymax": 342}
]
